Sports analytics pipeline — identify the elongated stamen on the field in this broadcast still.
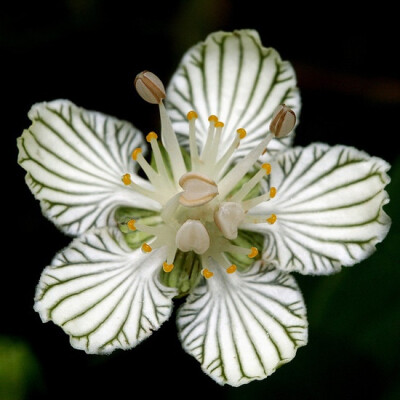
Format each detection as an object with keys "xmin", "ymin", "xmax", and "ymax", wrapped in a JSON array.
[
  {"xmin": 241, "ymin": 185, "xmax": 276, "ymax": 211},
  {"xmin": 226, "ymin": 264, "xmax": 237, "ymax": 274},
  {"xmin": 146, "ymin": 132, "xmax": 172, "ymax": 184},
  {"xmin": 214, "ymin": 129, "xmax": 245, "ymax": 177},
  {"xmin": 141, "ymin": 243, "xmax": 152, "ymax": 253},
  {"xmin": 218, "ymin": 133, "xmax": 274, "ymax": 199},
  {"xmin": 187, "ymin": 111, "xmax": 200, "ymax": 169},
  {"xmin": 127, "ymin": 219, "xmax": 136, "ymax": 231},
  {"xmin": 163, "ymin": 262, "xmax": 174, "ymax": 273},
  {"xmin": 161, "ymin": 193, "xmax": 181, "ymax": 225},
  {"xmin": 230, "ymin": 164, "xmax": 269, "ymax": 202},
  {"xmin": 214, "ymin": 253, "xmax": 238, "ymax": 274},
  {"xmin": 202, "ymin": 268, "xmax": 214, "ymax": 279},
  {"xmin": 121, "ymin": 173, "xmax": 159, "ymax": 201},
  {"xmin": 133, "ymin": 148, "xmax": 162, "ymax": 185},
  {"xmin": 224, "ymin": 242, "xmax": 259, "ymax": 258},
  {"xmin": 244, "ymin": 213, "xmax": 277, "ymax": 225},
  {"xmin": 207, "ymin": 121, "xmax": 224, "ymax": 166},
  {"xmin": 200, "ymin": 115, "xmax": 218, "ymax": 160},
  {"xmin": 158, "ymin": 101, "xmax": 186, "ymax": 180},
  {"xmin": 166, "ymin": 246, "xmax": 177, "ymax": 265}
]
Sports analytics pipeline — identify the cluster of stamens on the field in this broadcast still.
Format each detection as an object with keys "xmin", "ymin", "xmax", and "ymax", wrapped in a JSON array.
[{"xmin": 120, "ymin": 71, "xmax": 295, "ymax": 279}]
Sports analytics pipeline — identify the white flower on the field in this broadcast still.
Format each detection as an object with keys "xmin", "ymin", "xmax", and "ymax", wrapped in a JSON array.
[{"xmin": 17, "ymin": 30, "xmax": 391, "ymax": 386}]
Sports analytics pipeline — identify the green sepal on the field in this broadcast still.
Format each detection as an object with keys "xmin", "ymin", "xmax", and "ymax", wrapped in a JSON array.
[
  {"xmin": 115, "ymin": 206, "xmax": 160, "ymax": 250},
  {"xmin": 159, "ymin": 250, "xmax": 202, "ymax": 298},
  {"xmin": 226, "ymin": 229, "xmax": 264, "ymax": 271}
]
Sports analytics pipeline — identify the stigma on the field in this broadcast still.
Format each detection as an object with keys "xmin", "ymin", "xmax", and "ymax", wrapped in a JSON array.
[{"xmin": 123, "ymin": 71, "xmax": 296, "ymax": 280}]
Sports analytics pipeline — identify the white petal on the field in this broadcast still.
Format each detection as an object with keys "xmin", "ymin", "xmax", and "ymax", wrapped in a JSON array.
[
  {"xmin": 177, "ymin": 261, "xmax": 307, "ymax": 386},
  {"xmin": 34, "ymin": 228, "xmax": 177, "ymax": 354},
  {"xmin": 166, "ymin": 30, "xmax": 300, "ymax": 161},
  {"xmin": 243, "ymin": 144, "xmax": 391, "ymax": 275},
  {"xmin": 17, "ymin": 100, "xmax": 159, "ymax": 236}
]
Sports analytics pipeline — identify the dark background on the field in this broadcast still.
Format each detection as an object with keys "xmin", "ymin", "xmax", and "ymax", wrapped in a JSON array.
[{"xmin": 2, "ymin": 1, "xmax": 400, "ymax": 399}]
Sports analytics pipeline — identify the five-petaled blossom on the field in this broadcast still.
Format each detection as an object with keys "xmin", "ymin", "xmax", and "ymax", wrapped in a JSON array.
[{"xmin": 17, "ymin": 30, "xmax": 391, "ymax": 386}]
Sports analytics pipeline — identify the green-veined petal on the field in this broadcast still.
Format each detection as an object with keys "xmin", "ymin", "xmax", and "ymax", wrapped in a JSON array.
[
  {"xmin": 177, "ymin": 260, "xmax": 308, "ymax": 386},
  {"xmin": 34, "ymin": 228, "xmax": 177, "ymax": 354},
  {"xmin": 17, "ymin": 100, "xmax": 159, "ymax": 236},
  {"xmin": 165, "ymin": 30, "xmax": 300, "ymax": 162},
  {"xmin": 243, "ymin": 144, "xmax": 391, "ymax": 275}
]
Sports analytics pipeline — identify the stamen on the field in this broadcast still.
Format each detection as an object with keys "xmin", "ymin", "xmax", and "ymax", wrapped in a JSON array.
[
  {"xmin": 267, "ymin": 214, "xmax": 277, "ymax": 224},
  {"xmin": 146, "ymin": 131, "xmax": 158, "ymax": 142},
  {"xmin": 202, "ymin": 268, "xmax": 214, "ymax": 279},
  {"xmin": 163, "ymin": 262, "xmax": 174, "ymax": 273},
  {"xmin": 200, "ymin": 115, "xmax": 218, "ymax": 160},
  {"xmin": 134, "ymin": 70, "xmax": 166, "ymax": 104},
  {"xmin": 226, "ymin": 264, "xmax": 237, "ymax": 274},
  {"xmin": 141, "ymin": 243, "xmax": 152, "ymax": 253},
  {"xmin": 122, "ymin": 173, "xmax": 132, "ymax": 185},
  {"xmin": 242, "ymin": 192, "xmax": 273, "ymax": 211},
  {"xmin": 270, "ymin": 187, "xmax": 277, "ymax": 198},
  {"xmin": 237, "ymin": 128, "xmax": 247, "ymax": 139},
  {"xmin": 230, "ymin": 167, "xmax": 266, "ymax": 203},
  {"xmin": 213, "ymin": 129, "xmax": 244, "ymax": 176},
  {"xmin": 269, "ymin": 104, "xmax": 296, "ymax": 138},
  {"xmin": 158, "ymin": 101, "xmax": 186, "ymax": 180},
  {"xmin": 207, "ymin": 120, "xmax": 224, "ymax": 166},
  {"xmin": 187, "ymin": 111, "xmax": 198, "ymax": 120},
  {"xmin": 132, "ymin": 148, "xmax": 142, "ymax": 161},
  {"xmin": 261, "ymin": 163, "xmax": 271, "ymax": 175},
  {"xmin": 146, "ymin": 131, "xmax": 173, "ymax": 191},
  {"xmin": 218, "ymin": 134, "xmax": 274, "ymax": 199},
  {"xmin": 224, "ymin": 243, "xmax": 258, "ymax": 257},
  {"xmin": 248, "ymin": 247, "xmax": 258, "ymax": 259},
  {"xmin": 133, "ymin": 148, "xmax": 162, "ymax": 186},
  {"xmin": 127, "ymin": 219, "xmax": 136, "ymax": 231},
  {"xmin": 125, "ymin": 178, "xmax": 160, "ymax": 202},
  {"xmin": 187, "ymin": 110, "xmax": 200, "ymax": 168}
]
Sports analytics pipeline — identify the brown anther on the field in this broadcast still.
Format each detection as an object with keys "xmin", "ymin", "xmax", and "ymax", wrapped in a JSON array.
[{"xmin": 134, "ymin": 71, "xmax": 166, "ymax": 104}]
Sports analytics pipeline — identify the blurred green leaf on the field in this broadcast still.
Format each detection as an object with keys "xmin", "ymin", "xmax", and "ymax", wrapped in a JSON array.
[{"xmin": 0, "ymin": 336, "xmax": 43, "ymax": 400}]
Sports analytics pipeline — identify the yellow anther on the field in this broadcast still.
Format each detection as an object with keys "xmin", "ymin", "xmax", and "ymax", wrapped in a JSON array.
[
  {"xmin": 163, "ymin": 262, "xmax": 174, "ymax": 273},
  {"xmin": 202, "ymin": 268, "xmax": 214, "ymax": 279},
  {"xmin": 132, "ymin": 148, "xmax": 142, "ymax": 161},
  {"xmin": 236, "ymin": 128, "xmax": 247, "ymax": 139},
  {"xmin": 215, "ymin": 121, "xmax": 224, "ymax": 128},
  {"xmin": 262, "ymin": 163, "xmax": 271, "ymax": 175},
  {"xmin": 248, "ymin": 247, "xmax": 259, "ymax": 259},
  {"xmin": 267, "ymin": 214, "xmax": 277, "ymax": 224},
  {"xmin": 187, "ymin": 110, "xmax": 198, "ymax": 120},
  {"xmin": 208, "ymin": 115, "xmax": 218, "ymax": 123},
  {"xmin": 127, "ymin": 219, "xmax": 136, "ymax": 231},
  {"xmin": 226, "ymin": 264, "xmax": 237, "ymax": 274},
  {"xmin": 141, "ymin": 243, "xmax": 152, "ymax": 253},
  {"xmin": 121, "ymin": 173, "xmax": 132, "ymax": 185},
  {"xmin": 146, "ymin": 131, "xmax": 158, "ymax": 142},
  {"xmin": 270, "ymin": 187, "xmax": 277, "ymax": 198}
]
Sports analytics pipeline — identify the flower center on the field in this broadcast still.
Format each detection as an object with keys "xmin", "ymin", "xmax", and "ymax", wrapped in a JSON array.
[
  {"xmin": 120, "ymin": 72, "xmax": 295, "ymax": 281},
  {"xmin": 121, "ymin": 109, "xmax": 279, "ymax": 278}
]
